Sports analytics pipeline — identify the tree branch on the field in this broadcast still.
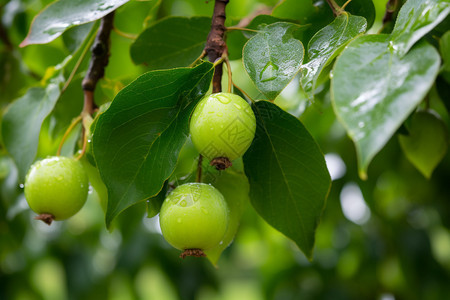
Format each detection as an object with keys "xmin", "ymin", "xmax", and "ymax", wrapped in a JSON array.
[
  {"xmin": 82, "ymin": 12, "xmax": 115, "ymax": 115},
  {"xmin": 382, "ymin": 0, "xmax": 398, "ymax": 25},
  {"xmin": 205, "ymin": 0, "xmax": 229, "ymax": 93}
]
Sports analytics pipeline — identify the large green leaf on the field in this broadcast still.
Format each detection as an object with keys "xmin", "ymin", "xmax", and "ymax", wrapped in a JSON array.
[
  {"xmin": 399, "ymin": 110, "xmax": 448, "ymax": 178},
  {"xmin": 300, "ymin": 13, "xmax": 367, "ymax": 101},
  {"xmin": 243, "ymin": 101, "xmax": 331, "ymax": 260},
  {"xmin": 130, "ymin": 17, "xmax": 211, "ymax": 69},
  {"xmin": 20, "ymin": 0, "xmax": 129, "ymax": 46},
  {"xmin": 243, "ymin": 22, "xmax": 304, "ymax": 100},
  {"xmin": 331, "ymin": 35, "xmax": 441, "ymax": 178},
  {"xmin": 92, "ymin": 62, "xmax": 214, "ymax": 228},
  {"xmin": 390, "ymin": 0, "xmax": 450, "ymax": 56},
  {"xmin": 1, "ymin": 72, "xmax": 64, "ymax": 181}
]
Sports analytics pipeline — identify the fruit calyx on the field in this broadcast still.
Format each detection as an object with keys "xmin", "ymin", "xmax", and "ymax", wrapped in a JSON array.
[
  {"xmin": 210, "ymin": 157, "xmax": 232, "ymax": 170},
  {"xmin": 35, "ymin": 213, "xmax": 55, "ymax": 225},
  {"xmin": 180, "ymin": 248, "xmax": 206, "ymax": 259}
]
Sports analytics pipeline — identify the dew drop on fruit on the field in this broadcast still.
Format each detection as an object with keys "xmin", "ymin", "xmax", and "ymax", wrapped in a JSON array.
[
  {"xmin": 217, "ymin": 112, "xmax": 223, "ymax": 117},
  {"xmin": 177, "ymin": 218, "xmax": 182, "ymax": 223},
  {"xmin": 57, "ymin": 175, "xmax": 63, "ymax": 181},
  {"xmin": 19, "ymin": 183, "xmax": 24, "ymax": 189},
  {"xmin": 180, "ymin": 200, "xmax": 187, "ymax": 207},
  {"xmin": 201, "ymin": 208, "xmax": 209, "ymax": 215},
  {"xmin": 233, "ymin": 103, "xmax": 242, "ymax": 110},
  {"xmin": 216, "ymin": 95, "xmax": 231, "ymax": 104}
]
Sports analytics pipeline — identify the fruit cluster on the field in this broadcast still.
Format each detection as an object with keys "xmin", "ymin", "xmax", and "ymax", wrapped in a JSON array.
[{"xmin": 24, "ymin": 92, "xmax": 256, "ymax": 258}]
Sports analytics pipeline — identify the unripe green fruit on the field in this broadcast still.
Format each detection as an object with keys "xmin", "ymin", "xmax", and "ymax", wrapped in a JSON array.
[
  {"xmin": 159, "ymin": 183, "xmax": 229, "ymax": 252},
  {"xmin": 24, "ymin": 156, "xmax": 89, "ymax": 224},
  {"xmin": 190, "ymin": 93, "xmax": 256, "ymax": 163}
]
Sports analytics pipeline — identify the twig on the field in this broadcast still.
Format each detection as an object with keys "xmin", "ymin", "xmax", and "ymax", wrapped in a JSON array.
[
  {"xmin": 325, "ymin": 0, "xmax": 341, "ymax": 16},
  {"xmin": 82, "ymin": 11, "xmax": 115, "ymax": 114},
  {"xmin": 113, "ymin": 27, "xmax": 137, "ymax": 40},
  {"xmin": 204, "ymin": 0, "xmax": 229, "ymax": 93},
  {"xmin": 382, "ymin": 0, "xmax": 398, "ymax": 25},
  {"xmin": 235, "ymin": 6, "xmax": 272, "ymax": 28}
]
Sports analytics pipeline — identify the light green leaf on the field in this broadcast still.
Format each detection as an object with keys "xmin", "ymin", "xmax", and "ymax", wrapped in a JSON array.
[
  {"xmin": 331, "ymin": 35, "xmax": 441, "ymax": 178},
  {"xmin": 390, "ymin": 0, "xmax": 450, "ymax": 56},
  {"xmin": 130, "ymin": 17, "xmax": 211, "ymax": 69},
  {"xmin": 204, "ymin": 168, "xmax": 250, "ymax": 266},
  {"xmin": 300, "ymin": 13, "xmax": 367, "ymax": 101},
  {"xmin": 243, "ymin": 101, "xmax": 331, "ymax": 260},
  {"xmin": 399, "ymin": 110, "xmax": 448, "ymax": 178},
  {"xmin": 243, "ymin": 22, "xmax": 304, "ymax": 100},
  {"xmin": 1, "ymin": 72, "xmax": 64, "ymax": 181},
  {"xmin": 92, "ymin": 62, "xmax": 214, "ymax": 228},
  {"xmin": 20, "ymin": 0, "xmax": 130, "ymax": 46}
]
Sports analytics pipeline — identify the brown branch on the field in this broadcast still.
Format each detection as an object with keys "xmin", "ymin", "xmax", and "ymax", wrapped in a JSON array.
[
  {"xmin": 82, "ymin": 11, "xmax": 115, "ymax": 114},
  {"xmin": 382, "ymin": 0, "xmax": 398, "ymax": 25},
  {"xmin": 205, "ymin": 0, "xmax": 229, "ymax": 93}
]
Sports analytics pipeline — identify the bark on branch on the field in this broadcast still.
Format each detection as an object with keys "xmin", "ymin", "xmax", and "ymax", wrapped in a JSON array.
[
  {"xmin": 82, "ymin": 12, "xmax": 115, "ymax": 114},
  {"xmin": 205, "ymin": 0, "xmax": 229, "ymax": 93}
]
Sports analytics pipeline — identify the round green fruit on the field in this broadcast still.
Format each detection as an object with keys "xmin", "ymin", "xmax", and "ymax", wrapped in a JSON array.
[
  {"xmin": 24, "ymin": 156, "xmax": 89, "ymax": 225},
  {"xmin": 159, "ymin": 183, "xmax": 229, "ymax": 257},
  {"xmin": 190, "ymin": 93, "xmax": 256, "ymax": 169}
]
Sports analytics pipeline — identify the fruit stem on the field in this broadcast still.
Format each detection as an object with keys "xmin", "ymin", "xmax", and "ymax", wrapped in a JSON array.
[
  {"xmin": 232, "ymin": 82, "xmax": 256, "ymax": 105},
  {"xmin": 224, "ymin": 56, "xmax": 232, "ymax": 93},
  {"xmin": 210, "ymin": 157, "xmax": 232, "ymax": 170},
  {"xmin": 57, "ymin": 115, "xmax": 82, "ymax": 156},
  {"xmin": 196, "ymin": 154, "xmax": 203, "ymax": 183},
  {"xmin": 35, "ymin": 213, "xmax": 55, "ymax": 226},
  {"xmin": 180, "ymin": 249, "xmax": 206, "ymax": 259},
  {"xmin": 112, "ymin": 27, "xmax": 137, "ymax": 40},
  {"xmin": 189, "ymin": 50, "xmax": 207, "ymax": 67}
]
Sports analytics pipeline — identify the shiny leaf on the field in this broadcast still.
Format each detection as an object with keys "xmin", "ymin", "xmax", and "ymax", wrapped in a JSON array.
[
  {"xmin": 92, "ymin": 62, "xmax": 214, "ymax": 228},
  {"xmin": 390, "ymin": 0, "xmax": 450, "ymax": 56},
  {"xmin": 331, "ymin": 35, "xmax": 441, "ymax": 178},
  {"xmin": 130, "ymin": 17, "xmax": 211, "ymax": 69},
  {"xmin": 300, "ymin": 13, "xmax": 367, "ymax": 101},
  {"xmin": 20, "ymin": 0, "xmax": 129, "ymax": 46},
  {"xmin": 243, "ymin": 101, "xmax": 331, "ymax": 260},
  {"xmin": 243, "ymin": 22, "xmax": 304, "ymax": 100}
]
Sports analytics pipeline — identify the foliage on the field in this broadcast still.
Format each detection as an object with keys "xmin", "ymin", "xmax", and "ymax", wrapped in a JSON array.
[{"xmin": 1, "ymin": 0, "xmax": 450, "ymax": 299}]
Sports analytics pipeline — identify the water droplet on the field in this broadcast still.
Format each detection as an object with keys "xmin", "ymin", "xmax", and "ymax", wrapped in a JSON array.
[
  {"xmin": 208, "ymin": 111, "xmax": 214, "ymax": 114},
  {"xmin": 177, "ymin": 218, "xmax": 182, "ymax": 223},
  {"xmin": 358, "ymin": 121, "xmax": 365, "ymax": 128},
  {"xmin": 260, "ymin": 61, "xmax": 279, "ymax": 82},
  {"xmin": 219, "ymin": 241, "xmax": 224, "ymax": 245},
  {"xmin": 57, "ymin": 175, "xmax": 64, "ymax": 181},
  {"xmin": 19, "ymin": 184, "xmax": 24, "ymax": 189},
  {"xmin": 180, "ymin": 200, "xmax": 187, "ymax": 207},
  {"xmin": 210, "ymin": 127, "xmax": 214, "ymax": 131},
  {"xmin": 87, "ymin": 139, "xmax": 92, "ymax": 143},
  {"xmin": 233, "ymin": 103, "xmax": 242, "ymax": 110},
  {"xmin": 217, "ymin": 112, "xmax": 223, "ymax": 117},
  {"xmin": 216, "ymin": 95, "xmax": 231, "ymax": 104}
]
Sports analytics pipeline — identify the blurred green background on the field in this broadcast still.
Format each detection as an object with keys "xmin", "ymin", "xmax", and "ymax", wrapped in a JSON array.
[{"xmin": 1, "ymin": 0, "xmax": 450, "ymax": 299}]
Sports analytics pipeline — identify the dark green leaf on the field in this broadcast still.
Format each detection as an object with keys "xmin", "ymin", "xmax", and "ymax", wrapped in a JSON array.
[
  {"xmin": 440, "ymin": 30, "xmax": 450, "ymax": 82},
  {"xmin": 1, "ymin": 72, "xmax": 64, "ymax": 181},
  {"xmin": 399, "ymin": 110, "xmax": 448, "ymax": 178},
  {"xmin": 92, "ymin": 62, "xmax": 214, "ymax": 228},
  {"xmin": 243, "ymin": 101, "xmax": 331, "ymax": 260},
  {"xmin": 390, "ymin": 0, "xmax": 450, "ymax": 56},
  {"xmin": 331, "ymin": 35, "xmax": 441, "ymax": 178},
  {"xmin": 20, "ymin": 0, "xmax": 129, "ymax": 46},
  {"xmin": 243, "ymin": 22, "xmax": 304, "ymax": 100},
  {"xmin": 146, "ymin": 181, "xmax": 168, "ymax": 219},
  {"xmin": 300, "ymin": 13, "xmax": 367, "ymax": 101},
  {"xmin": 130, "ymin": 17, "xmax": 211, "ymax": 69}
]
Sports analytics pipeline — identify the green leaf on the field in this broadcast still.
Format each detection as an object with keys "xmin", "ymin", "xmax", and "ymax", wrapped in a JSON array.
[
  {"xmin": 204, "ymin": 168, "xmax": 250, "ymax": 266},
  {"xmin": 20, "ymin": 0, "xmax": 129, "ymax": 47},
  {"xmin": 243, "ymin": 22, "xmax": 304, "ymax": 100},
  {"xmin": 399, "ymin": 110, "xmax": 449, "ymax": 178},
  {"xmin": 300, "ymin": 13, "xmax": 367, "ymax": 101},
  {"xmin": 440, "ymin": 31, "xmax": 450, "ymax": 82},
  {"xmin": 1, "ymin": 72, "xmax": 64, "ymax": 181},
  {"xmin": 390, "ymin": 0, "xmax": 450, "ymax": 56},
  {"xmin": 243, "ymin": 101, "xmax": 331, "ymax": 260},
  {"xmin": 331, "ymin": 35, "xmax": 441, "ymax": 179},
  {"xmin": 92, "ymin": 62, "xmax": 214, "ymax": 228},
  {"xmin": 146, "ymin": 181, "xmax": 168, "ymax": 219},
  {"xmin": 130, "ymin": 17, "xmax": 211, "ymax": 69},
  {"xmin": 243, "ymin": 15, "xmax": 293, "ymax": 39}
]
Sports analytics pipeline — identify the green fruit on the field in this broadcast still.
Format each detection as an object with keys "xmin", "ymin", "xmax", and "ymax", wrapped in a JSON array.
[
  {"xmin": 24, "ymin": 156, "xmax": 89, "ymax": 224},
  {"xmin": 159, "ymin": 183, "xmax": 229, "ymax": 255},
  {"xmin": 190, "ymin": 93, "xmax": 256, "ymax": 166}
]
